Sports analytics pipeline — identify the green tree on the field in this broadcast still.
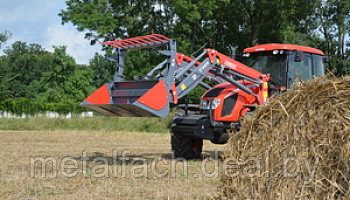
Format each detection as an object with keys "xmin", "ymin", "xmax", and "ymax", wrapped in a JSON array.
[
  {"xmin": 33, "ymin": 46, "xmax": 93, "ymax": 103},
  {"xmin": 0, "ymin": 42, "xmax": 93, "ymax": 103},
  {"xmin": 59, "ymin": 0, "xmax": 349, "ymax": 81},
  {"xmin": 304, "ymin": 0, "xmax": 350, "ymax": 75},
  {"xmin": 0, "ymin": 30, "xmax": 11, "ymax": 48},
  {"xmin": 88, "ymin": 50, "xmax": 115, "ymax": 88},
  {"xmin": 59, "ymin": 0, "xmax": 176, "ymax": 45},
  {"xmin": 59, "ymin": 0, "xmax": 319, "ymax": 54}
]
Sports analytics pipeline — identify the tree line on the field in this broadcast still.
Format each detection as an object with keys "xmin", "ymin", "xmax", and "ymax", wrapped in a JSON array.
[
  {"xmin": 0, "ymin": 41, "xmax": 91, "ymax": 114},
  {"xmin": 60, "ymin": 0, "xmax": 349, "ymax": 74},
  {"xmin": 0, "ymin": 0, "xmax": 349, "ymax": 114}
]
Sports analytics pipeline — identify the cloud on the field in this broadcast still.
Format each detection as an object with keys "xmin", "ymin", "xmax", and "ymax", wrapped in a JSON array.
[
  {"xmin": 0, "ymin": 0, "xmax": 102, "ymax": 64},
  {"xmin": 0, "ymin": 0, "xmax": 63, "ymax": 43},
  {"xmin": 0, "ymin": 0, "xmax": 55, "ymax": 24},
  {"xmin": 44, "ymin": 24, "xmax": 102, "ymax": 64}
]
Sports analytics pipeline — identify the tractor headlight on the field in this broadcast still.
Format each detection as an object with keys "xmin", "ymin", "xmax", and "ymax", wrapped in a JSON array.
[
  {"xmin": 200, "ymin": 100, "xmax": 210, "ymax": 109},
  {"xmin": 200, "ymin": 99, "xmax": 221, "ymax": 110},
  {"xmin": 211, "ymin": 99, "xmax": 220, "ymax": 109}
]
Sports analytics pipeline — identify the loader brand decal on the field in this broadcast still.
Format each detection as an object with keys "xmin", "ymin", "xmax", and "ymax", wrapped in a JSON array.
[
  {"xmin": 224, "ymin": 60, "xmax": 237, "ymax": 70},
  {"xmin": 181, "ymin": 84, "xmax": 187, "ymax": 91}
]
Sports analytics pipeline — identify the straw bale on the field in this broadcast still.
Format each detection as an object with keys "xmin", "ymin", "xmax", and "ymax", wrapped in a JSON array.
[{"xmin": 221, "ymin": 76, "xmax": 350, "ymax": 199}]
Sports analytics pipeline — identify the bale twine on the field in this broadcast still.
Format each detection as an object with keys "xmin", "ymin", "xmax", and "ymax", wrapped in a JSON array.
[{"xmin": 221, "ymin": 76, "xmax": 350, "ymax": 199}]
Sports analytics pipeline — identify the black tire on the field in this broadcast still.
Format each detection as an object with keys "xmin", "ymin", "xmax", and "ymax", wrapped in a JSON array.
[
  {"xmin": 171, "ymin": 133, "xmax": 203, "ymax": 159},
  {"xmin": 210, "ymin": 132, "xmax": 230, "ymax": 144}
]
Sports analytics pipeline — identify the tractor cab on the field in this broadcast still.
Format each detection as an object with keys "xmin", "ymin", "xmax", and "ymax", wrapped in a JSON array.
[{"xmin": 243, "ymin": 44, "xmax": 326, "ymax": 89}]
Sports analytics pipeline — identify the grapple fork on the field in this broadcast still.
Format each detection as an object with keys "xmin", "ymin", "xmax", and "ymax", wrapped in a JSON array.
[{"xmin": 80, "ymin": 34, "xmax": 177, "ymax": 118}]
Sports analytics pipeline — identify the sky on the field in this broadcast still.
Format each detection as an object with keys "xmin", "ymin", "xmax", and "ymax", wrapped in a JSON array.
[{"xmin": 0, "ymin": 0, "xmax": 102, "ymax": 64}]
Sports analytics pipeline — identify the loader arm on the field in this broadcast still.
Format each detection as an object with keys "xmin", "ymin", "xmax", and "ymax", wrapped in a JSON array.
[{"xmin": 173, "ymin": 49, "xmax": 270, "ymax": 103}]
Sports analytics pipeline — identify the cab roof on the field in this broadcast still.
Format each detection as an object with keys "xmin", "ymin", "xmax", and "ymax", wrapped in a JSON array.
[{"xmin": 243, "ymin": 43, "xmax": 324, "ymax": 55}]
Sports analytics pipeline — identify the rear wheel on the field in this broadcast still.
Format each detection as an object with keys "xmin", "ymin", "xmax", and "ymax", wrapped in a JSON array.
[{"xmin": 171, "ymin": 133, "xmax": 203, "ymax": 159}]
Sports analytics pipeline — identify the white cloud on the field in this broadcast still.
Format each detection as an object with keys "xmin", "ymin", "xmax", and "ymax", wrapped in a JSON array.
[
  {"xmin": 0, "ymin": 0, "xmax": 102, "ymax": 64},
  {"xmin": 0, "ymin": 0, "xmax": 53, "ymax": 24},
  {"xmin": 44, "ymin": 24, "xmax": 102, "ymax": 64}
]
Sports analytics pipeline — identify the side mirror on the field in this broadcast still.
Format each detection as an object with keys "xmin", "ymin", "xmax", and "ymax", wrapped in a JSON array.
[
  {"xmin": 279, "ymin": 86, "xmax": 287, "ymax": 92},
  {"xmin": 294, "ymin": 51, "xmax": 302, "ymax": 62},
  {"xmin": 229, "ymin": 45, "xmax": 237, "ymax": 59},
  {"xmin": 322, "ymin": 56, "xmax": 329, "ymax": 63}
]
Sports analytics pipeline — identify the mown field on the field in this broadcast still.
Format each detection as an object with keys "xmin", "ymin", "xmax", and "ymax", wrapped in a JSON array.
[
  {"xmin": 0, "ymin": 116, "xmax": 173, "ymax": 133},
  {"xmin": 0, "ymin": 118, "xmax": 225, "ymax": 199}
]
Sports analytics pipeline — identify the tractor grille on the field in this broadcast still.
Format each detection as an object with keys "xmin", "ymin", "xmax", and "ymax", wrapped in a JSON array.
[{"xmin": 221, "ymin": 94, "xmax": 238, "ymax": 117}]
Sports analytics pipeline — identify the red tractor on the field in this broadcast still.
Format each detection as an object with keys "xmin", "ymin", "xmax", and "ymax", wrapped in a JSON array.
[{"xmin": 81, "ymin": 34, "xmax": 327, "ymax": 158}]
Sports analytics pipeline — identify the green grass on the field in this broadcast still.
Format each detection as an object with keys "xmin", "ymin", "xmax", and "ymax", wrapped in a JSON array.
[{"xmin": 0, "ymin": 115, "xmax": 174, "ymax": 133}]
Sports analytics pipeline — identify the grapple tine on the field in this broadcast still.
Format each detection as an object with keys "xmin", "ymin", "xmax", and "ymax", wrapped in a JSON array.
[{"xmin": 99, "ymin": 34, "xmax": 172, "ymax": 50}]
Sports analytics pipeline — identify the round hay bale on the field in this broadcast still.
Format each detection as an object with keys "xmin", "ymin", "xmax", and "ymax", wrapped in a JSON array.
[{"xmin": 220, "ymin": 76, "xmax": 350, "ymax": 199}]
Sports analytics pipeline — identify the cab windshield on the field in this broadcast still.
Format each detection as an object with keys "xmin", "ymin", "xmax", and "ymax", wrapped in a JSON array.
[{"xmin": 243, "ymin": 51, "xmax": 287, "ymax": 86}]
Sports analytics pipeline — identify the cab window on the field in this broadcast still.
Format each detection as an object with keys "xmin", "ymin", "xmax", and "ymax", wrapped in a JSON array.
[
  {"xmin": 244, "ymin": 52, "xmax": 287, "ymax": 86},
  {"xmin": 312, "ymin": 54, "xmax": 325, "ymax": 77},
  {"xmin": 291, "ymin": 53, "xmax": 312, "ymax": 81}
]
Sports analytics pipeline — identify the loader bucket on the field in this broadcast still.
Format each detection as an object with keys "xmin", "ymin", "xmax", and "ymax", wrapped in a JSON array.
[{"xmin": 80, "ymin": 80, "xmax": 170, "ymax": 118}]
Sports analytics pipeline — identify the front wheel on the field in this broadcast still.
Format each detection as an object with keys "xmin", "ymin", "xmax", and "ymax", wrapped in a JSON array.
[
  {"xmin": 210, "ymin": 132, "xmax": 230, "ymax": 144},
  {"xmin": 170, "ymin": 133, "xmax": 203, "ymax": 159}
]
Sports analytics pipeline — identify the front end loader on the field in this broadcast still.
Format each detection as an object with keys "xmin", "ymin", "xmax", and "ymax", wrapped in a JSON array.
[{"xmin": 81, "ymin": 34, "xmax": 327, "ymax": 159}]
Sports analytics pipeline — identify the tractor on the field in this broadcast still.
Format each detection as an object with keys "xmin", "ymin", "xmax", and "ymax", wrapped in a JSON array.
[{"xmin": 81, "ymin": 34, "xmax": 327, "ymax": 158}]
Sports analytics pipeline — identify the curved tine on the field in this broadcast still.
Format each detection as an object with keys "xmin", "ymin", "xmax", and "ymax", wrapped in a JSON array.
[
  {"xmin": 112, "ymin": 42, "xmax": 126, "ymax": 48},
  {"xmin": 130, "ymin": 36, "xmax": 151, "ymax": 44},
  {"xmin": 147, "ymin": 35, "xmax": 165, "ymax": 42},
  {"xmin": 110, "ymin": 43, "xmax": 122, "ymax": 49},
  {"xmin": 102, "ymin": 41, "xmax": 123, "ymax": 49},
  {"xmin": 126, "ymin": 38, "xmax": 144, "ymax": 45},
  {"xmin": 100, "ymin": 33, "xmax": 171, "ymax": 48},
  {"xmin": 103, "ymin": 39, "xmax": 126, "ymax": 48},
  {"xmin": 122, "ymin": 39, "xmax": 138, "ymax": 47},
  {"xmin": 140, "ymin": 35, "xmax": 157, "ymax": 43},
  {"xmin": 116, "ymin": 41, "xmax": 132, "ymax": 48},
  {"xmin": 152, "ymin": 34, "xmax": 171, "ymax": 41}
]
